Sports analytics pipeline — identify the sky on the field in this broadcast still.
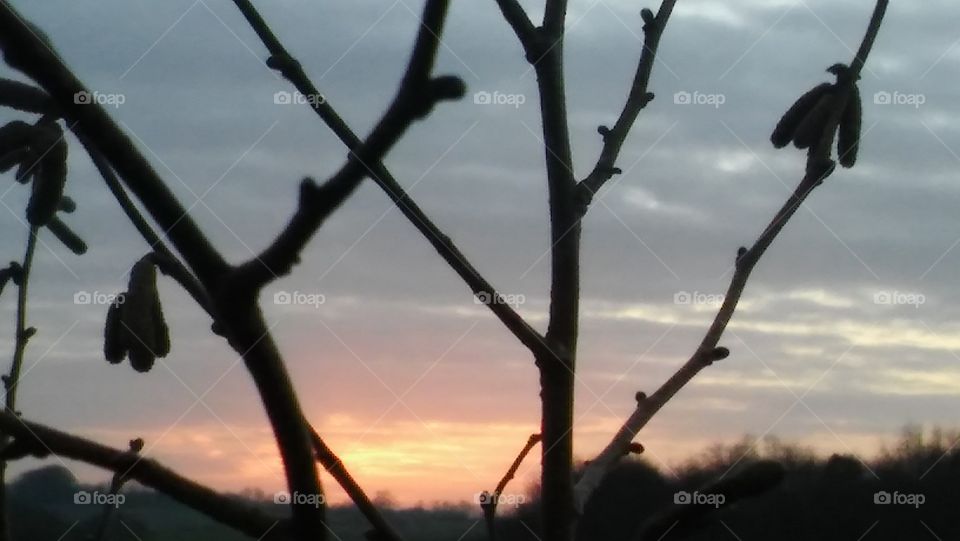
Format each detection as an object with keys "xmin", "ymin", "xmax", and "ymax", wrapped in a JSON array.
[{"xmin": 1, "ymin": 0, "xmax": 959, "ymax": 508}]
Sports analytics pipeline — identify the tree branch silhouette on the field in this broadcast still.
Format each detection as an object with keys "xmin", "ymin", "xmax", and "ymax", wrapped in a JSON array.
[
  {"xmin": 309, "ymin": 428, "xmax": 404, "ymax": 541},
  {"xmin": 577, "ymin": 0, "xmax": 678, "ymax": 208},
  {"xmin": 0, "ymin": 3, "xmax": 323, "ymax": 537},
  {"xmin": 0, "ymin": 226, "xmax": 36, "ymax": 541},
  {"xmin": 480, "ymin": 433, "xmax": 541, "ymax": 541},
  {"xmin": 228, "ymin": 0, "xmax": 549, "ymax": 357},
  {"xmin": 0, "ymin": 412, "xmax": 290, "ymax": 540},
  {"xmin": 573, "ymin": 0, "xmax": 889, "ymax": 516}
]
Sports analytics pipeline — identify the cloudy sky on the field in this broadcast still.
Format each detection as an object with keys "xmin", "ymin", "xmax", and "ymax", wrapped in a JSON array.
[{"xmin": 1, "ymin": 0, "xmax": 959, "ymax": 507}]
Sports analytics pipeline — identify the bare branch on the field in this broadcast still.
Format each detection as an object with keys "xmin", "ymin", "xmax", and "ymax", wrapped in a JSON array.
[
  {"xmin": 92, "ymin": 438, "xmax": 143, "ymax": 541},
  {"xmin": 309, "ymin": 428, "xmax": 404, "ymax": 541},
  {"xmin": 0, "ymin": 226, "xmax": 38, "ymax": 540},
  {"xmin": 573, "ymin": 0, "xmax": 890, "ymax": 514},
  {"xmin": 577, "ymin": 0, "xmax": 678, "ymax": 208},
  {"xmin": 527, "ymin": 1, "xmax": 580, "ymax": 539},
  {"xmin": 0, "ymin": 412, "xmax": 290, "ymax": 540},
  {"xmin": 0, "ymin": 1, "xmax": 229, "ymax": 285},
  {"xmin": 72, "ymin": 132, "xmax": 214, "ymax": 316},
  {"xmin": 229, "ymin": 0, "xmax": 548, "ymax": 357},
  {"xmin": 493, "ymin": 0, "xmax": 538, "ymax": 51},
  {"xmin": 230, "ymin": 0, "xmax": 464, "ymax": 294},
  {"xmin": 0, "ymin": 8, "xmax": 326, "ymax": 538},
  {"xmin": 542, "ymin": 0, "xmax": 568, "ymax": 37},
  {"xmin": 480, "ymin": 434, "xmax": 541, "ymax": 541}
]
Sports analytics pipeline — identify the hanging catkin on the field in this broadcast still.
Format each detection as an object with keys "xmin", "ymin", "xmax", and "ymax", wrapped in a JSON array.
[
  {"xmin": 26, "ymin": 123, "xmax": 67, "ymax": 226},
  {"xmin": 120, "ymin": 257, "xmax": 170, "ymax": 372},
  {"xmin": 837, "ymin": 85, "xmax": 862, "ymax": 168},
  {"xmin": 770, "ymin": 83, "xmax": 832, "ymax": 149},
  {"xmin": 103, "ymin": 300, "xmax": 126, "ymax": 364},
  {"xmin": 792, "ymin": 93, "xmax": 835, "ymax": 150}
]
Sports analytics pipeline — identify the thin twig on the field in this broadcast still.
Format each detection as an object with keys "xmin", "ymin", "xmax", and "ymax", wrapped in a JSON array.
[
  {"xmin": 572, "ymin": 0, "xmax": 890, "ymax": 514},
  {"xmin": 92, "ymin": 438, "xmax": 143, "ymax": 541},
  {"xmin": 492, "ymin": 0, "xmax": 539, "ymax": 52},
  {"xmin": 577, "ymin": 0, "xmax": 678, "ymax": 208},
  {"xmin": 0, "ymin": 6, "xmax": 326, "ymax": 538},
  {"xmin": 309, "ymin": 428, "xmax": 404, "ymax": 541},
  {"xmin": 0, "ymin": 9, "xmax": 228, "ymax": 284},
  {"xmin": 0, "ymin": 412, "xmax": 290, "ymax": 540},
  {"xmin": 73, "ymin": 132, "xmax": 214, "ymax": 315},
  {"xmin": 229, "ymin": 0, "xmax": 549, "ymax": 358},
  {"xmin": 480, "ymin": 434, "xmax": 541, "ymax": 541},
  {"xmin": 0, "ymin": 226, "xmax": 37, "ymax": 541},
  {"xmin": 229, "ymin": 0, "xmax": 463, "ymax": 295}
]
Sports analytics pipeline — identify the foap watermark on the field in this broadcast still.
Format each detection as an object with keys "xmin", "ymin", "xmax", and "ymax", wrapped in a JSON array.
[
  {"xmin": 874, "ymin": 490, "xmax": 924, "ymax": 508},
  {"xmin": 74, "ymin": 90, "xmax": 126, "ymax": 108},
  {"xmin": 873, "ymin": 290, "xmax": 925, "ymax": 308},
  {"xmin": 473, "ymin": 90, "xmax": 526, "ymax": 109},
  {"xmin": 873, "ymin": 90, "xmax": 925, "ymax": 109},
  {"xmin": 274, "ymin": 491, "xmax": 326, "ymax": 508},
  {"xmin": 674, "ymin": 291, "xmax": 724, "ymax": 306},
  {"xmin": 273, "ymin": 290, "xmax": 326, "ymax": 308},
  {"xmin": 674, "ymin": 490, "xmax": 725, "ymax": 508},
  {"xmin": 673, "ymin": 90, "xmax": 725, "ymax": 108},
  {"xmin": 274, "ymin": 90, "xmax": 326, "ymax": 106},
  {"xmin": 475, "ymin": 491, "xmax": 526, "ymax": 508},
  {"xmin": 74, "ymin": 291, "xmax": 125, "ymax": 306},
  {"xmin": 474, "ymin": 291, "xmax": 526, "ymax": 307},
  {"xmin": 74, "ymin": 490, "xmax": 125, "ymax": 508}
]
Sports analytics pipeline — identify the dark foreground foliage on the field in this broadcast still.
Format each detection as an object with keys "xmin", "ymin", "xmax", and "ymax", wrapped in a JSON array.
[{"xmin": 7, "ymin": 427, "xmax": 957, "ymax": 541}]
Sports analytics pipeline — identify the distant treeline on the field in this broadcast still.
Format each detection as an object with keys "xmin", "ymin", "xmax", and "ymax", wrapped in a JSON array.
[
  {"xmin": 500, "ymin": 426, "xmax": 960, "ymax": 541},
  {"xmin": 6, "ymin": 426, "xmax": 958, "ymax": 540}
]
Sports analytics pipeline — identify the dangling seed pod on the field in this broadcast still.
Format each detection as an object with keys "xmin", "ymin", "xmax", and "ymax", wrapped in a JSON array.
[
  {"xmin": 792, "ymin": 92, "xmax": 836, "ymax": 150},
  {"xmin": 0, "ymin": 148, "xmax": 26, "ymax": 174},
  {"xmin": 26, "ymin": 123, "xmax": 67, "ymax": 226},
  {"xmin": 14, "ymin": 147, "xmax": 38, "ymax": 185},
  {"xmin": 770, "ymin": 83, "xmax": 832, "ymax": 149},
  {"xmin": 0, "ymin": 120, "xmax": 32, "ymax": 157},
  {"xmin": 152, "ymin": 295, "xmax": 170, "ymax": 358},
  {"xmin": 0, "ymin": 79, "xmax": 53, "ymax": 114},
  {"xmin": 837, "ymin": 84, "xmax": 862, "ymax": 168},
  {"xmin": 103, "ymin": 300, "xmax": 126, "ymax": 364},
  {"xmin": 120, "ymin": 257, "xmax": 170, "ymax": 372},
  {"xmin": 122, "ymin": 259, "xmax": 158, "ymax": 372}
]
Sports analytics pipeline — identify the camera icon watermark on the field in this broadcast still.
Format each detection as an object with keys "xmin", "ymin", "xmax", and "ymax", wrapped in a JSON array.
[
  {"xmin": 274, "ymin": 90, "xmax": 326, "ymax": 106},
  {"xmin": 74, "ymin": 490, "xmax": 125, "ymax": 508},
  {"xmin": 673, "ymin": 90, "xmax": 725, "ymax": 108},
  {"xmin": 473, "ymin": 291, "xmax": 526, "ymax": 307},
  {"xmin": 473, "ymin": 90, "xmax": 526, "ymax": 109},
  {"xmin": 74, "ymin": 291, "xmax": 125, "ymax": 306},
  {"xmin": 873, "ymin": 490, "xmax": 924, "ymax": 508},
  {"xmin": 74, "ymin": 90, "xmax": 126, "ymax": 108},
  {"xmin": 872, "ymin": 290, "xmax": 925, "ymax": 308},
  {"xmin": 873, "ymin": 90, "xmax": 925, "ymax": 108},
  {"xmin": 274, "ymin": 491, "xmax": 326, "ymax": 508},
  {"xmin": 673, "ymin": 291, "xmax": 724, "ymax": 306},
  {"xmin": 273, "ymin": 290, "xmax": 326, "ymax": 309},
  {"xmin": 475, "ymin": 491, "xmax": 526, "ymax": 508},
  {"xmin": 674, "ymin": 490, "xmax": 725, "ymax": 508}
]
